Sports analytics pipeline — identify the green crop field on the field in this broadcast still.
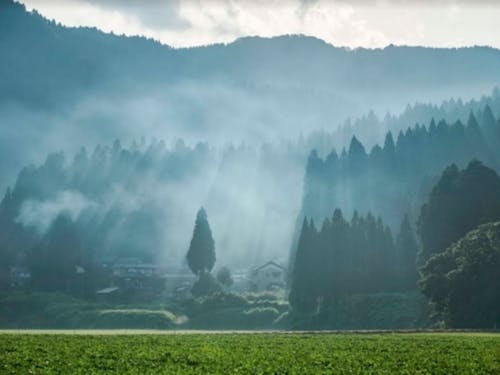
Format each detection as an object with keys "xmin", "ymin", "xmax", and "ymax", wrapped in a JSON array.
[{"xmin": 1, "ymin": 332, "xmax": 499, "ymax": 374}]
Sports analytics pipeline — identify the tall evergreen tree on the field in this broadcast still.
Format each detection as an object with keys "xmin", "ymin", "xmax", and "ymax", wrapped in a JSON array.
[
  {"xmin": 30, "ymin": 214, "xmax": 84, "ymax": 292},
  {"xmin": 186, "ymin": 207, "xmax": 216, "ymax": 276},
  {"xmin": 417, "ymin": 160, "xmax": 500, "ymax": 265},
  {"xmin": 396, "ymin": 214, "xmax": 419, "ymax": 290},
  {"xmin": 290, "ymin": 210, "xmax": 399, "ymax": 317},
  {"xmin": 289, "ymin": 217, "xmax": 319, "ymax": 313}
]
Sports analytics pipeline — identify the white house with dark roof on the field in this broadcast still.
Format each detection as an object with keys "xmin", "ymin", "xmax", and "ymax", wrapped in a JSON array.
[{"xmin": 249, "ymin": 261, "xmax": 286, "ymax": 291}]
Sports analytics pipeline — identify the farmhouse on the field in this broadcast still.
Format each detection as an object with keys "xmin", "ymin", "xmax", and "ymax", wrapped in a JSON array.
[{"xmin": 249, "ymin": 261, "xmax": 286, "ymax": 291}]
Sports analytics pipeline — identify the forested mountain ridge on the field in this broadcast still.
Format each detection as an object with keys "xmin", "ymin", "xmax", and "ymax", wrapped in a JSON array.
[
  {"xmin": 300, "ymin": 107, "xmax": 500, "ymax": 234},
  {"xmin": 2, "ymin": 0, "xmax": 500, "ymax": 192},
  {"xmin": 309, "ymin": 87, "xmax": 500, "ymax": 153},
  {"xmin": 3, "ymin": 0, "xmax": 500, "ymax": 107},
  {"xmin": 2, "ymin": 103, "xmax": 500, "ymax": 273}
]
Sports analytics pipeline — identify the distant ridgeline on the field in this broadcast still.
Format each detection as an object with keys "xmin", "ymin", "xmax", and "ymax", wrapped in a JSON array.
[
  {"xmin": 3, "ymin": 0, "xmax": 500, "ymax": 193},
  {"xmin": 300, "ymin": 105, "xmax": 500, "ymax": 232},
  {"xmin": 304, "ymin": 87, "xmax": 500, "ymax": 154}
]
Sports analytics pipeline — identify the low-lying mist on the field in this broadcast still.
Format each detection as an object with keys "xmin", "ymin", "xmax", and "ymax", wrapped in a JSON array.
[{"xmin": 6, "ymin": 139, "xmax": 305, "ymax": 270}]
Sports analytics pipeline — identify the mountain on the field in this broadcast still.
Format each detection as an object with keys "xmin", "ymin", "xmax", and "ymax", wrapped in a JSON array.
[{"xmin": 2, "ymin": 0, "xmax": 500, "ymax": 190}]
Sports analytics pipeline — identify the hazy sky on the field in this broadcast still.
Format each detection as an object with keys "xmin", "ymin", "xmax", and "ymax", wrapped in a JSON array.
[{"xmin": 20, "ymin": 0, "xmax": 500, "ymax": 48}]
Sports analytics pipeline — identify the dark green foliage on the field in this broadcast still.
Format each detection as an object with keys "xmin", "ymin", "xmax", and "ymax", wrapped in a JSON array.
[
  {"xmin": 420, "ymin": 222, "xmax": 500, "ymax": 328},
  {"xmin": 186, "ymin": 208, "xmax": 215, "ymax": 276},
  {"xmin": 184, "ymin": 291, "xmax": 287, "ymax": 329},
  {"xmin": 0, "ymin": 292, "xmax": 176, "ymax": 329},
  {"xmin": 290, "ymin": 210, "xmax": 405, "ymax": 318},
  {"xmin": 216, "ymin": 266, "xmax": 233, "ymax": 287},
  {"xmin": 29, "ymin": 214, "xmax": 87, "ymax": 293},
  {"xmin": 187, "ymin": 305, "xmax": 281, "ymax": 330},
  {"xmin": 417, "ymin": 160, "xmax": 500, "ymax": 264},
  {"xmin": 190, "ymin": 272, "xmax": 222, "ymax": 297},
  {"xmin": 289, "ymin": 218, "xmax": 319, "ymax": 313},
  {"xmin": 290, "ymin": 292, "xmax": 429, "ymax": 330},
  {"xmin": 300, "ymin": 109, "xmax": 500, "ymax": 231},
  {"xmin": 396, "ymin": 214, "xmax": 419, "ymax": 290},
  {"xmin": 195, "ymin": 292, "xmax": 249, "ymax": 312}
]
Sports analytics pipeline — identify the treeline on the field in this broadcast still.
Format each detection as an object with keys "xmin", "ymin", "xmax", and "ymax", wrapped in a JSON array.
[
  {"xmin": 301, "ymin": 107, "xmax": 500, "ymax": 230},
  {"xmin": 417, "ymin": 160, "xmax": 500, "ymax": 328},
  {"xmin": 291, "ymin": 159, "xmax": 500, "ymax": 328},
  {"xmin": 0, "ymin": 139, "xmax": 214, "ymax": 270},
  {"xmin": 311, "ymin": 87, "xmax": 500, "ymax": 153},
  {"xmin": 290, "ymin": 210, "xmax": 418, "ymax": 315},
  {"xmin": 0, "ymin": 135, "xmax": 306, "ymax": 275},
  {"xmin": 418, "ymin": 160, "xmax": 500, "ymax": 264}
]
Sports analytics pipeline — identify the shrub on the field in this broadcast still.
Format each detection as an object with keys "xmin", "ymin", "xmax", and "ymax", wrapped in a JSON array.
[
  {"xmin": 191, "ymin": 272, "xmax": 222, "ymax": 297},
  {"xmin": 189, "ymin": 307, "xmax": 247, "ymax": 329},
  {"xmin": 199, "ymin": 292, "xmax": 248, "ymax": 311},
  {"xmin": 216, "ymin": 266, "xmax": 233, "ymax": 287}
]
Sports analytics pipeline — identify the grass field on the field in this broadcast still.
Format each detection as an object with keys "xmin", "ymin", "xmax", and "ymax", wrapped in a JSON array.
[{"xmin": 1, "ymin": 332, "xmax": 499, "ymax": 374}]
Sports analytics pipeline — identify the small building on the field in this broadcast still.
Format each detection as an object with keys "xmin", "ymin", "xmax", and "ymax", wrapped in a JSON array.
[{"xmin": 249, "ymin": 261, "xmax": 286, "ymax": 292}]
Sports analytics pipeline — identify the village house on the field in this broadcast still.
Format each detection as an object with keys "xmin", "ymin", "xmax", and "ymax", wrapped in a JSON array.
[{"xmin": 248, "ymin": 261, "xmax": 286, "ymax": 292}]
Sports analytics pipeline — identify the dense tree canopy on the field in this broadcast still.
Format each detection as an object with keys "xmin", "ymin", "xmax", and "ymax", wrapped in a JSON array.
[
  {"xmin": 419, "ymin": 221, "xmax": 500, "ymax": 328},
  {"xmin": 301, "ymin": 109, "xmax": 500, "ymax": 232},
  {"xmin": 396, "ymin": 214, "xmax": 419, "ymax": 290},
  {"xmin": 0, "ymin": 139, "xmax": 214, "ymax": 271},
  {"xmin": 417, "ymin": 160, "xmax": 500, "ymax": 264},
  {"xmin": 289, "ymin": 210, "xmax": 417, "ymax": 317},
  {"xmin": 216, "ymin": 266, "xmax": 233, "ymax": 287},
  {"xmin": 29, "ymin": 214, "xmax": 85, "ymax": 292}
]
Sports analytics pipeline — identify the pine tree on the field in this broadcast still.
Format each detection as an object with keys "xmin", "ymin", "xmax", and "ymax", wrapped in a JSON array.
[
  {"xmin": 30, "ymin": 214, "xmax": 84, "ymax": 292},
  {"xmin": 348, "ymin": 136, "xmax": 367, "ymax": 173},
  {"xmin": 289, "ymin": 217, "xmax": 318, "ymax": 313},
  {"xmin": 186, "ymin": 207, "xmax": 216, "ymax": 276},
  {"xmin": 396, "ymin": 214, "xmax": 419, "ymax": 290},
  {"xmin": 417, "ymin": 163, "xmax": 460, "ymax": 265},
  {"xmin": 418, "ymin": 160, "xmax": 500, "ymax": 265}
]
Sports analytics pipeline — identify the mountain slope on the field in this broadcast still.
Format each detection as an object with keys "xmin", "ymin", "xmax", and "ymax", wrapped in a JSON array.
[{"xmin": 2, "ymin": 0, "xmax": 500, "ymax": 190}]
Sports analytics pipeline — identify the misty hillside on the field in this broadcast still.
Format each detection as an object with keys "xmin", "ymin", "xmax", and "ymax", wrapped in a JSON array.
[
  {"xmin": 2, "ymin": 0, "xmax": 500, "ymax": 190},
  {"xmin": 0, "ymin": 139, "xmax": 306, "ymax": 269},
  {"xmin": 300, "ymin": 108, "xmax": 500, "ymax": 232},
  {"xmin": 306, "ymin": 87, "xmax": 500, "ymax": 155},
  {"xmin": 2, "ymin": 101, "xmax": 499, "ymax": 273}
]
